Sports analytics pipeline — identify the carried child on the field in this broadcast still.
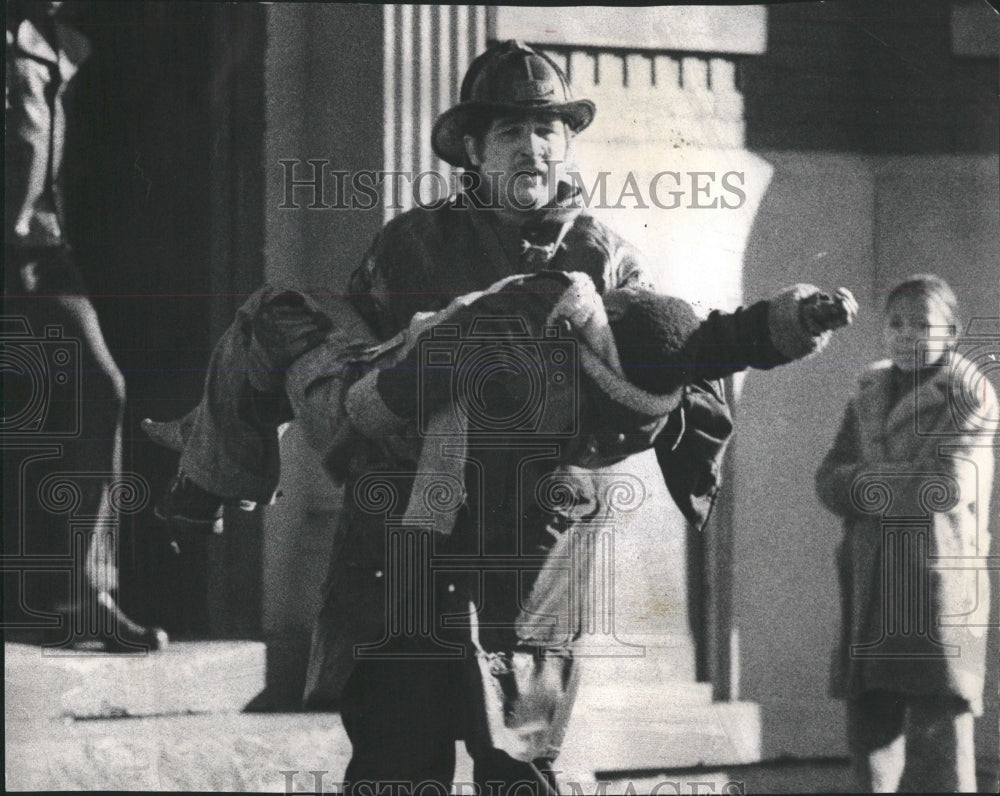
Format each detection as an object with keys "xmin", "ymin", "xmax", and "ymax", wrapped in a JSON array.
[{"xmin": 145, "ymin": 272, "xmax": 858, "ymax": 529}]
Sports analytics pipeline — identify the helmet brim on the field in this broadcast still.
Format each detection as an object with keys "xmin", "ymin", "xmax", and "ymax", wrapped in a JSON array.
[{"xmin": 431, "ymin": 99, "xmax": 596, "ymax": 167}]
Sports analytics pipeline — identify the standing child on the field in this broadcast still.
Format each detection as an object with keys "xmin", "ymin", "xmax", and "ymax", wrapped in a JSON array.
[{"xmin": 816, "ymin": 274, "xmax": 998, "ymax": 791}]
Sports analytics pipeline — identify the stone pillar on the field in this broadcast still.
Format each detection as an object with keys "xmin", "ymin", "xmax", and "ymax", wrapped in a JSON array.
[{"xmin": 383, "ymin": 5, "xmax": 488, "ymax": 218}]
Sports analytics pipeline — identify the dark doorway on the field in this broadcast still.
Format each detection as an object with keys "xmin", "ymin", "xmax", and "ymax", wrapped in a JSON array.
[{"xmin": 62, "ymin": 2, "xmax": 265, "ymax": 638}]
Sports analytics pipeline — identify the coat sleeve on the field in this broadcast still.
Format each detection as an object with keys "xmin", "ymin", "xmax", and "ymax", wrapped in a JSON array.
[
  {"xmin": 679, "ymin": 301, "xmax": 787, "ymax": 381},
  {"xmin": 815, "ymin": 400, "xmax": 865, "ymax": 518},
  {"xmin": 653, "ymin": 287, "xmax": 836, "ymax": 530},
  {"xmin": 654, "ymin": 378, "xmax": 734, "ymax": 531},
  {"xmin": 347, "ymin": 227, "xmax": 399, "ymax": 341},
  {"xmin": 679, "ymin": 285, "xmax": 835, "ymax": 382}
]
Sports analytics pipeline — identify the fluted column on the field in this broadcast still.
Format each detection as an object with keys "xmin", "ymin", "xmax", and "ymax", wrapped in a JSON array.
[{"xmin": 383, "ymin": 5, "xmax": 488, "ymax": 219}]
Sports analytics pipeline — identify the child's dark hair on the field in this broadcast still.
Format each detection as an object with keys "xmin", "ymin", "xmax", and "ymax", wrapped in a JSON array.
[
  {"xmin": 605, "ymin": 289, "xmax": 701, "ymax": 395},
  {"xmin": 886, "ymin": 274, "xmax": 960, "ymax": 335}
]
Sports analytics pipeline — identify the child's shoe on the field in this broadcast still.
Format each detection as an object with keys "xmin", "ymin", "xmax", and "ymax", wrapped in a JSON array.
[{"xmin": 154, "ymin": 472, "xmax": 225, "ymax": 528}]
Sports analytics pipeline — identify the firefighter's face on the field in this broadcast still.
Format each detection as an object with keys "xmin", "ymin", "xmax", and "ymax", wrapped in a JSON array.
[{"xmin": 464, "ymin": 113, "xmax": 569, "ymax": 211}]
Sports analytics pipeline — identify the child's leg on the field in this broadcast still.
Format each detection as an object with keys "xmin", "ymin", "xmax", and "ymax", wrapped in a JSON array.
[
  {"xmin": 846, "ymin": 691, "xmax": 906, "ymax": 792},
  {"xmin": 901, "ymin": 695, "xmax": 976, "ymax": 792},
  {"xmin": 145, "ymin": 320, "xmax": 259, "ymax": 527},
  {"xmin": 176, "ymin": 315, "xmax": 284, "ymax": 501},
  {"xmin": 148, "ymin": 289, "xmax": 331, "ymax": 525},
  {"xmin": 178, "ymin": 289, "xmax": 331, "ymax": 499}
]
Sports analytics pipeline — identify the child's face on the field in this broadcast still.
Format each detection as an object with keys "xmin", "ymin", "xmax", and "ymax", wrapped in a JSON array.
[{"xmin": 884, "ymin": 292, "xmax": 954, "ymax": 371}]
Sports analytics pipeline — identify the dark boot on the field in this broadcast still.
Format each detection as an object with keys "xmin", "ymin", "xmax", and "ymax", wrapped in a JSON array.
[{"xmin": 154, "ymin": 472, "xmax": 225, "ymax": 528}]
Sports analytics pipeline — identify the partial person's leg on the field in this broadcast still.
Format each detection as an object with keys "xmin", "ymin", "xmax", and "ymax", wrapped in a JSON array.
[
  {"xmin": 53, "ymin": 295, "xmax": 126, "ymax": 587},
  {"xmin": 846, "ymin": 691, "xmax": 906, "ymax": 792},
  {"xmin": 463, "ymin": 663, "xmax": 561, "ymax": 796},
  {"xmin": 50, "ymin": 293, "xmax": 165, "ymax": 649},
  {"xmin": 148, "ymin": 315, "xmax": 267, "ymax": 527},
  {"xmin": 900, "ymin": 695, "xmax": 976, "ymax": 792},
  {"xmin": 468, "ymin": 747, "xmax": 560, "ymax": 796},
  {"xmin": 339, "ymin": 657, "xmax": 459, "ymax": 789},
  {"xmin": 146, "ymin": 288, "xmax": 326, "ymax": 526}
]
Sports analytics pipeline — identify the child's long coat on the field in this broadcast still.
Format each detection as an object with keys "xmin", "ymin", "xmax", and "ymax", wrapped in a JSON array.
[{"xmin": 816, "ymin": 355, "xmax": 998, "ymax": 714}]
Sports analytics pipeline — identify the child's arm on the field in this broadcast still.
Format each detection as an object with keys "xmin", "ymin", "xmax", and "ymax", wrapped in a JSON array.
[
  {"xmin": 654, "ymin": 286, "xmax": 856, "ymax": 530},
  {"xmin": 815, "ymin": 401, "xmax": 867, "ymax": 518},
  {"xmin": 679, "ymin": 285, "xmax": 857, "ymax": 382}
]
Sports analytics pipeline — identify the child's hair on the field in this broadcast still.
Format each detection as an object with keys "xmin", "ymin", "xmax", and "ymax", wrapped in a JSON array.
[
  {"xmin": 605, "ymin": 289, "xmax": 701, "ymax": 395},
  {"xmin": 885, "ymin": 274, "xmax": 960, "ymax": 335}
]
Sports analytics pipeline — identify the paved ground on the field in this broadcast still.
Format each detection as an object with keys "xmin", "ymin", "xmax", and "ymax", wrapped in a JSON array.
[
  {"xmin": 7, "ymin": 705, "xmax": 996, "ymax": 792},
  {"xmin": 7, "ymin": 709, "xmax": 856, "ymax": 793},
  {"xmin": 4, "ymin": 637, "xmax": 847, "ymax": 793},
  {"xmin": 5, "ymin": 639, "xmax": 995, "ymax": 793}
]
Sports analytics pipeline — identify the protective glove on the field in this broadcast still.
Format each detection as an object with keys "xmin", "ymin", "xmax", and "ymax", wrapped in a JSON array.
[{"xmin": 799, "ymin": 287, "xmax": 858, "ymax": 335}]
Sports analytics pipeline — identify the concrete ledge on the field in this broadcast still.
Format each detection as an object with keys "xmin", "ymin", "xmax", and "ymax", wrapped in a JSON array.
[
  {"xmin": 4, "ymin": 712, "xmax": 349, "ymax": 792},
  {"xmin": 494, "ymin": 6, "xmax": 768, "ymax": 55},
  {"xmin": 576, "ymin": 682, "xmax": 715, "ymax": 713},
  {"xmin": 5, "ymin": 641, "xmax": 266, "ymax": 721},
  {"xmin": 561, "ymin": 698, "xmax": 762, "ymax": 776}
]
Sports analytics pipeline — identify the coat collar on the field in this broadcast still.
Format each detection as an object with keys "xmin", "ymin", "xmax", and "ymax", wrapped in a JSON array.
[
  {"xmin": 463, "ymin": 179, "xmax": 584, "ymax": 230},
  {"xmin": 856, "ymin": 355, "xmax": 960, "ymax": 455}
]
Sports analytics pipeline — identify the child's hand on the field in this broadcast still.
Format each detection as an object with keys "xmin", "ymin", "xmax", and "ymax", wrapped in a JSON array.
[{"xmin": 800, "ymin": 287, "xmax": 858, "ymax": 335}]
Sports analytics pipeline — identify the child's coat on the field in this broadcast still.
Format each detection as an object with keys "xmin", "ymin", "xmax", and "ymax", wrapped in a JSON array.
[{"xmin": 817, "ymin": 355, "xmax": 998, "ymax": 714}]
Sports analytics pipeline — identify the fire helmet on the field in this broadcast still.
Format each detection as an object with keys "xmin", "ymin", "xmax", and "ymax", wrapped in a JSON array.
[{"xmin": 431, "ymin": 40, "xmax": 596, "ymax": 167}]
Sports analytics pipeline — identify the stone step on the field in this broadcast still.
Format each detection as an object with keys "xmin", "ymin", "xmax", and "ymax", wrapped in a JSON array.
[
  {"xmin": 6, "ymin": 705, "xmax": 763, "ymax": 792},
  {"xmin": 5, "ymin": 641, "xmax": 266, "ymax": 721},
  {"xmin": 5, "ymin": 638, "xmax": 762, "ymax": 788},
  {"xmin": 576, "ymin": 680, "xmax": 716, "ymax": 713},
  {"xmin": 5, "ymin": 711, "xmax": 350, "ymax": 792},
  {"xmin": 574, "ymin": 632, "xmax": 699, "ymax": 683},
  {"xmin": 6, "ymin": 699, "xmax": 763, "ymax": 791},
  {"xmin": 559, "ymin": 698, "xmax": 762, "ymax": 776},
  {"xmin": 5, "ymin": 703, "xmax": 760, "ymax": 793}
]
